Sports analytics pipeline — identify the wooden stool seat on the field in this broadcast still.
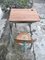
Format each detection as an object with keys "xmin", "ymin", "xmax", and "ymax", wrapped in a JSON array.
[{"xmin": 15, "ymin": 32, "xmax": 32, "ymax": 44}]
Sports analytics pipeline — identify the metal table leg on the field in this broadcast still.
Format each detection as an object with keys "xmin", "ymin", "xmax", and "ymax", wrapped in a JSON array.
[
  {"xmin": 28, "ymin": 23, "xmax": 36, "ymax": 60},
  {"xmin": 9, "ymin": 22, "xmax": 13, "ymax": 34},
  {"xmin": 15, "ymin": 23, "xmax": 17, "ymax": 28},
  {"xmin": 9, "ymin": 22, "xmax": 15, "ymax": 49},
  {"xmin": 28, "ymin": 23, "xmax": 33, "ymax": 49}
]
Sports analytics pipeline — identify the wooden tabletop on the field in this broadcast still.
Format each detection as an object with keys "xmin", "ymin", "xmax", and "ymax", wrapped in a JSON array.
[{"xmin": 9, "ymin": 8, "xmax": 40, "ymax": 23}]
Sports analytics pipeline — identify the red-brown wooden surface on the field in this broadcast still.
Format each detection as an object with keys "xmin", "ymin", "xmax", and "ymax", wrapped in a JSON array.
[
  {"xmin": 9, "ymin": 8, "xmax": 40, "ymax": 23},
  {"xmin": 15, "ymin": 32, "xmax": 32, "ymax": 43}
]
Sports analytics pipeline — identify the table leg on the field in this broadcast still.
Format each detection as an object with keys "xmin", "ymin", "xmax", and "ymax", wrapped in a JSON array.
[
  {"xmin": 28, "ymin": 23, "xmax": 33, "ymax": 49},
  {"xmin": 28, "ymin": 23, "xmax": 36, "ymax": 60},
  {"xmin": 9, "ymin": 22, "xmax": 15, "ymax": 49},
  {"xmin": 15, "ymin": 23, "xmax": 17, "ymax": 28},
  {"xmin": 9, "ymin": 22, "xmax": 13, "ymax": 34},
  {"xmin": 28, "ymin": 23, "xmax": 32, "ymax": 36}
]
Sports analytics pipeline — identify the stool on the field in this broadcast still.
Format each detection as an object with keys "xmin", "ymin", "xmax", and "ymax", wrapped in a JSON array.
[
  {"xmin": 15, "ymin": 32, "xmax": 32, "ymax": 43},
  {"xmin": 15, "ymin": 32, "xmax": 36, "ymax": 51}
]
